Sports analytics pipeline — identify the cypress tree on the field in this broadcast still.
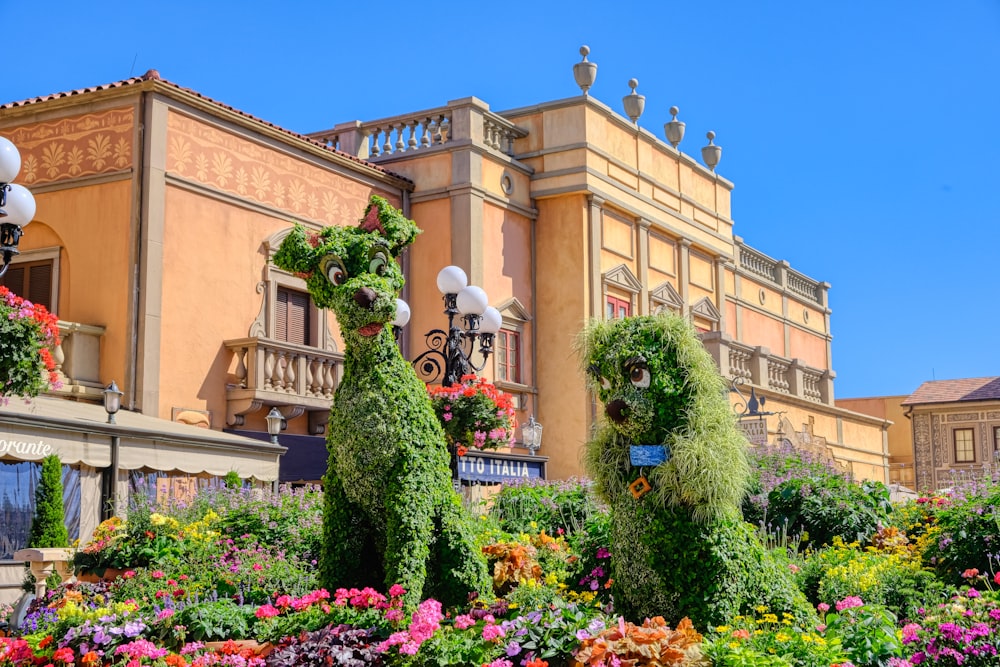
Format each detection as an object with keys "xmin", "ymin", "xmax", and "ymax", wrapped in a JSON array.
[{"xmin": 27, "ymin": 455, "xmax": 69, "ymax": 548}]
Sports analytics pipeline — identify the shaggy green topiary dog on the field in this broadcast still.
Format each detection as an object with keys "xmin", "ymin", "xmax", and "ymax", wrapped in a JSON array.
[
  {"xmin": 272, "ymin": 195, "xmax": 490, "ymax": 608},
  {"xmin": 580, "ymin": 314, "xmax": 812, "ymax": 628}
]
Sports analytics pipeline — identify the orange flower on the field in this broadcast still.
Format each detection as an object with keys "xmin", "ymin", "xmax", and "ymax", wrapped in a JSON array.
[
  {"xmin": 457, "ymin": 445, "xmax": 468, "ymax": 457},
  {"xmin": 81, "ymin": 652, "xmax": 99, "ymax": 665},
  {"xmin": 38, "ymin": 635, "xmax": 54, "ymax": 649}
]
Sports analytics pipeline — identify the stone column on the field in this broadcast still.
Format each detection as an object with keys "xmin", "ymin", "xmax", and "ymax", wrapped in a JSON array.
[
  {"xmin": 713, "ymin": 254, "xmax": 730, "ymax": 332},
  {"xmin": 330, "ymin": 121, "xmax": 370, "ymax": 159},
  {"xmin": 678, "ymin": 239, "xmax": 692, "ymax": 316},
  {"xmin": 588, "ymin": 195, "xmax": 605, "ymax": 319},
  {"xmin": 447, "ymin": 98, "xmax": 489, "ymax": 286},
  {"xmin": 750, "ymin": 346, "xmax": 771, "ymax": 388},
  {"xmin": 637, "ymin": 219, "xmax": 651, "ymax": 314}
]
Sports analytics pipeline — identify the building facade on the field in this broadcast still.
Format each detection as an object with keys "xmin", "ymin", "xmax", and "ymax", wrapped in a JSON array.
[{"xmin": 0, "ymin": 56, "xmax": 894, "ymax": 599}]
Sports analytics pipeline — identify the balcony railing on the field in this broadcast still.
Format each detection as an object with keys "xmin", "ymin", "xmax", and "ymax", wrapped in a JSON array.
[
  {"xmin": 735, "ymin": 239, "xmax": 827, "ymax": 308},
  {"xmin": 701, "ymin": 331, "xmax": 835, "ymax": 405},
  {"xmin": 223, "ymin": 337, "xmax": 344, "ymax": 433},
  {"xmin": 310, "ymin": 98, "xmax": 528, "ymax": 161},
  {"xmin": 46, "ymin": 320, "xmax": 106, "ymax": 401}
]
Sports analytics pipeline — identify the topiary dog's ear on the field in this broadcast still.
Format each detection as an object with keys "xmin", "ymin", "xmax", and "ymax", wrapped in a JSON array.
[
  {"xmin": 359, "ymin": 195, "xmax": 421, "ymax": 257},
  {"xmin": 272, "ymin": 224, "xmax": 320, "ymax": 274}
]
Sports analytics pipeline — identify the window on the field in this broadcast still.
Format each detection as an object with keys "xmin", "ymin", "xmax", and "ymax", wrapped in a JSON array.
[
  {"xmin": 606, "ymin": 295, "xmax": 631, "ymax": 319},
  {"xmin": 994, "ymin": 426, "xmax": 1000, "ymax": 461},
  {"xmin": 954, "ymin": 428, "xmax": 975, "ymax": 463},
  {"xmin": 497, "ymin": 329, "xmax": 520, "ymax": 384},
  {"xmin": 0, "ymin": 258, "xmax": 53, "ymax": 310},
  {"xmin": 0, "ymin": 460, "xmax": 80, "ymax": 560},
  {"xmin": 275, "ymin": 287, "xmax": 311, "ymax": 345}
]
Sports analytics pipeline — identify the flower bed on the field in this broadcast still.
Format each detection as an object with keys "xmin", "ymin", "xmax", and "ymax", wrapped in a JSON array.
[{"xmin": 7, "ymin": 474, "xmax": 1000, "ymax": 666}]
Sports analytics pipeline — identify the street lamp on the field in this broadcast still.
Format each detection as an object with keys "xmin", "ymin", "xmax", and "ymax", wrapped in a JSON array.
[
  {"xmin": 409, "ymin": 265, "xmax": 502, "ymax": 387},
  {"xmin": 521, "ymin": 415, "xmax": 543, "ymax": 456},
  {"xmin": 265, "ymin": 407, "xmax": 284, "ymax": 445},
  {"xmin": 0, "ymin": 137, "xmax": 37, "ymax": 279},
  {"xmin": 102, "ymin": 381, "xmax": 123, "ymax": 424}
]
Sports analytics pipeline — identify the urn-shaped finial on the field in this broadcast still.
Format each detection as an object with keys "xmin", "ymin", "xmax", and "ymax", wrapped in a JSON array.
[
  {"xmin": 622, "ymin": 78, "xmax": 645, "ymax": 124},
  {"xmin": 664, "ymin": 106, "xmax": 685, "ymax": 148},
  {"xmin": 701, "ymin": 131, "xmax": 722, "ymax": 171},
  {"xmin": 573, "ymin": 45, "xmax": 598, "ymax": 95}
]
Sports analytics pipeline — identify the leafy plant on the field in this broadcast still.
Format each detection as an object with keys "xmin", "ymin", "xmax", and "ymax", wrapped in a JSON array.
[
  {"xmin": 265, "ymin": 624, "xmax": 385, "ymax": 667},
  {"xmin": 0, "ymin": 285, "xmax": 60, "ymax": 401},
  {"xmin": 428, "ymin": 374, "xmax": 517, "ymax": 452},
  {"xmin": 177, "ymin": 599, "xmax": 253, "ymax": 641},
  {"xmin": 27, "ymin": 455, "xmax": 69, "ymax": 548},
  {"xmin": 574, "ymin": 616, "xmax": 706, "ymax": 667},
  {"xmin": 822, "ymin": 598, "xmax": 903, "ymax": 667},
  {"xmin": 489, "ymin": 477, "xmax": 605, "ymax": 536}
]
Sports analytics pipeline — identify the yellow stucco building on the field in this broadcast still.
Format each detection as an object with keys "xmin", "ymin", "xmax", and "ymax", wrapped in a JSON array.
[{"xmin": 0, "ymin": 54, "xmax": 892, "ymax": 599}]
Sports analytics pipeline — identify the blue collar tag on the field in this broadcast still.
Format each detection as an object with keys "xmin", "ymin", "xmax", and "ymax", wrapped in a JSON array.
[{"xmin": 630, "ymin": 445, "xmax": 671, "ymax": 467}]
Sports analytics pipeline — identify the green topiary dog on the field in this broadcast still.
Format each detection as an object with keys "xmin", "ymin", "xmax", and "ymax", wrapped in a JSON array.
[
  {"xmin": 272, "ymin": 195, "xmax": 490, "ymax": 608},
  {"xmin": 580, "ymin": 314, "xmax": 812, "ymax": 628}
]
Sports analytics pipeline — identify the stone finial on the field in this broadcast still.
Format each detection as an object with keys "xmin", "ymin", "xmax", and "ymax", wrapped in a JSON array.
[
  {"xmin": 622, "ymin": 78, "xmax": 645, "ymax": 124},
  {"xmin": 573, "ymin": 45, "xmax": 598, "ymax": 95},
  {"xmin": 701, "ymin": 130, "xmax": 722, "ymax": 171},
  {"xmin": 664, "ymin": 105, "xmax": 686, "ymax": 148}
]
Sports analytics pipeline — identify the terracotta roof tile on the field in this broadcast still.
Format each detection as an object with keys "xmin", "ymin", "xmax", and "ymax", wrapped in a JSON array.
[
  {"xmin": 902, "ymin": 376, "xmax": 1000, "ymax": 405},
  {"xmin": 0, "ymin": 70, "xmax": 411, "ymax": 185}
]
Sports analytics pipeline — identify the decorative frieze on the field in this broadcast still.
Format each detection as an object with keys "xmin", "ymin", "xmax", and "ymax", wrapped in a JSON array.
[
  {"xmin": 913, "ymin": 413, "xmax": 933, "ymax": 492},
  {"xmin": 947, "ymin": 413, "xmax": 981, "ymax": 422}
]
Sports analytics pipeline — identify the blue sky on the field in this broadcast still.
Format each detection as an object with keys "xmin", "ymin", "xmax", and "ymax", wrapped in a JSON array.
[{"xmin": 4, "ymin": 1, "xmax": 999, "ymax": 398}]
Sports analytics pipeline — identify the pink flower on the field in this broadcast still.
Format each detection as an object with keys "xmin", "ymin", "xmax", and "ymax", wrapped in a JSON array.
[
  {"xmin": 443, "ymin": 413, "xmax": 453, "ymax": 422},
  {"xmin": 836, "ymin": 596, "xmax": 864, "ymax": 611},
  {"xmin": 156, "ymin": 608, "xmax": 175, "ymax": 621},
  {"xmin": 252, "ymin": 563, "xmax": 263, "ymax": 571},
  {"xmin": 454, "ymin": 614, "xmax": 475, "ymax": 629},
  {"xmin": 389, "ymin": 584, "xmax": 406, "ymax": 597},
  {"xmin": 817, "ymin": 603, "xmax": 830, "ymax": 613},
  {"xmin": 255, "ymin": 604, "xmax": 280, "ymax": 619},
  {"xmin": 150, "ymin": 570, "xmax": 165, "ymax": 579},
  {"xmin": 482, "ymin": 623, "xmax": 506, "ymax": 641}
]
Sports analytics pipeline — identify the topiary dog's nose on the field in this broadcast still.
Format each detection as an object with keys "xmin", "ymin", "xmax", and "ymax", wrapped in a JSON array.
[
  {"xmin": 606, "ymin": 399, "xmax": 629, "ymax": 424},
  {"xmin": 353, "ymin": 287, "xmax": 377, "ymax": 310}
]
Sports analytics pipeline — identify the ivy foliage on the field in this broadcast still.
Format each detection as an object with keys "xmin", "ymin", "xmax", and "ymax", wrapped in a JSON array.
[
  {"xmin": 27, "ymin": 455, "xmax": 69, "ymax": 548},
  {"xmin": 579, "ymin": 314, "xmax": 812, "ymax": 626},
  {"xmin": 272, "ymin": 195, "xmax": 489, "ymax": 609}
]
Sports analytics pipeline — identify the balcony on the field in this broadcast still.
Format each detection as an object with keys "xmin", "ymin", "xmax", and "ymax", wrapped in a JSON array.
[
  {"xmin": 223, "ymin": 337, "xmax": 344, "ymax": 434},
  {"xmin": 700, "ymin": 331, "xmax": 835, "ymax": 406},
  {"xmin": 735, "ymin": 238, "xmax": 829, "ymax": 308},
  {"xmin": 46, "ymin": 320, "xmax": 106, "ymax": 401},
  {"xmin": 309, "ymin": 97, "xmax": 528, "ymax": 162}
]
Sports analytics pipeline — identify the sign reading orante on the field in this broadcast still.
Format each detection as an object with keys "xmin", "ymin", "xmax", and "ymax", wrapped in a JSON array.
[{"xmin": 0, "ymin": 438, "xmax": 53, "ymax": 458}]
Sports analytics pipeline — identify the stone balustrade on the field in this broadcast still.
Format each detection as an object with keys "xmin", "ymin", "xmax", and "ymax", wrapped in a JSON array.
[
  {"xmin": 735, "ymin": 238, "xmax": 828, "ymax": 308},
  {"xmin": 46, "ymin": 320, "xmax": 106, "ymax": 401},
  {"xmin": 701, "ymin": 331, "xmax": 835, "ymax": 405},
  {"xmin": 223, "ymin": 337, "xmax": 344, "ymax": 430},
  {"xmin": 311, "ymin": 98, "xmax": 527, "ymax": 161},
  {"xmin": 13, "ymin": 548, "xmax": 75, "ymax": 598}
]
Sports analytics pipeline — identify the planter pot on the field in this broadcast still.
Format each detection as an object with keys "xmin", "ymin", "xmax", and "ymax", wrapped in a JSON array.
[
  {"xmin": 77, "ymin": 567, "xmax": 127, "ymax": 583},
  {"xmin": 205, "ymin": 640, "xmax": 273, "ymax": 656}
]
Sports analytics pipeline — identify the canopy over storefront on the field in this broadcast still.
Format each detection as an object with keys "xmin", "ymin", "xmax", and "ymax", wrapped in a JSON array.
[{"xmin": 0, "ymin": 396, "xmax": 285, "ymax": 481}]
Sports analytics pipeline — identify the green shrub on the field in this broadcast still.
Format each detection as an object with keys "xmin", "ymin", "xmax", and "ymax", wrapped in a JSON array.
[
  {"xmin": 924, "ymin": 484, "xmax": 1000, "ymax": 585},
  {"xmin": 488, "ymin": 477, "xmax": 604, "ymax": 536},
  {"xmin": 27, "ymin": 455, "xmax": 68, "ymax": 548},
  {"xmin": 751, "ymin": 477, "xmax": 891, "ymax": 549}
]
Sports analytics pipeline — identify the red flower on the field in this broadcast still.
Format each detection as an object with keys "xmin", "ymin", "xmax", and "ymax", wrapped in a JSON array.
[
  {"xmin": 962, "ymin": 568, "xmax": 980, "ymax": 579},
  {"xmin": 457, "ymin": 445, "xmax": 468, "ymax": 457}
]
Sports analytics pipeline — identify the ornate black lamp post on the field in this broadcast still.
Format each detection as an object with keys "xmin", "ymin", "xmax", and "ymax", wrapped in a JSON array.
[
  {"xmin": 0, "ymin": 137, "xmax": 36, "ymax": 279},
  {"xmin": 396, "ymin": 266, "xmax": 501, "ymax": 490},
  {"xmin": 409, "ymin": 265, "xmax": 502, "ymax": 387}
]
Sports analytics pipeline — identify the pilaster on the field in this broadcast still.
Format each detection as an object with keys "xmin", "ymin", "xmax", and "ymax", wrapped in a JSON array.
[
  {"xmin": 678, "ymin": 239, "xmax": 692, "ymax": 316},
  {"xmin": 588, "ymin": 195, "xmax": 605, "ymax": 319},
  {"xmin": 637, "ymin": 219, "xmax": 651, "ymax": 314}
]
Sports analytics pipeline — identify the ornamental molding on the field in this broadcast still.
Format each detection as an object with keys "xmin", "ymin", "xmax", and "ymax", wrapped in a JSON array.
[
  {"xmin": 947, "ymin": 412, "xmax": 981, "ymax": 422},
  {"xmin": 602, "ymin": 264, "xmax": 642, "ymax": 294},
  {"xmin": 4, "ymin": 107, "xmax": 135, "ymax": 186},
  {"xmin": 649, "ymin": 282, "xmax": 683, "ymax": 311},
  {"xmin": 690, "ymin": 297, "xmax": 721, "ymax": 323},
  {"xmin": 495, "ymin": 297, "xmax": 532, "ymax": 323},
  {"xmin": 914, "ymin": 413, "xmax": 933, "ymax": 492}
]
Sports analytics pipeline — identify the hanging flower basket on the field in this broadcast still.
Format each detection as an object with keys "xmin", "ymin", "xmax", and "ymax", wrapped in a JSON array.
[
  {"xmin": 428, "ymin": 374, "xmax": 516, "ymax": 452},
  {"xmin": 0, "ymin": 286, "xmax": 60, "ymax": 401}
]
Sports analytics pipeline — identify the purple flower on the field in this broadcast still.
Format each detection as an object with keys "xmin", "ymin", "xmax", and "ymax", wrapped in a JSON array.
[{"xmin": 505, "ymin": 641, "xmax": 521, "ymax": 656}]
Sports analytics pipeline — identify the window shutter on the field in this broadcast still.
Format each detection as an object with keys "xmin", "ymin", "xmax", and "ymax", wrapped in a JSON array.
[
  {"xmin": 286, "ymin": 290, "xmax": 309, "ymax": 345},
  {"xmin": 276, "ymin": 287, "xmax": 310, "ymax": 345},
  {"xmin": 28, "ymin": 264, "xmax": 52, "ymax": 311},
  {"xmin": 1, "ymin": 265, "xmax": 25, "ymax": 297}
]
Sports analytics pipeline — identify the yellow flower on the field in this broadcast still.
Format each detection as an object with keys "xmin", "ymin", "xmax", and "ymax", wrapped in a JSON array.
[{"xmin": 715, "ymin": 626, "xmax": 731, "ymax": 633}]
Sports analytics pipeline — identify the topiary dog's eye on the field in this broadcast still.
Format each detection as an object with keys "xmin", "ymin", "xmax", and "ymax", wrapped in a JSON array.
[
  {"xmin": 320, "ymin": 255, "xmax": 348, "ymax": 286},
  {"xmin": 369, "ymin": 250, "xmax": 389, "ymax": 276},
  {"xmin": 628, "ymin": 362, "xmax": 651, "ymax": 388},
  {"xmin": 588, "ymin": 364, "xmax": 611, "ymax": 391},
  {"xmin": 600, "ymin": 377, "xmax": 612, "ymax": 390}
]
